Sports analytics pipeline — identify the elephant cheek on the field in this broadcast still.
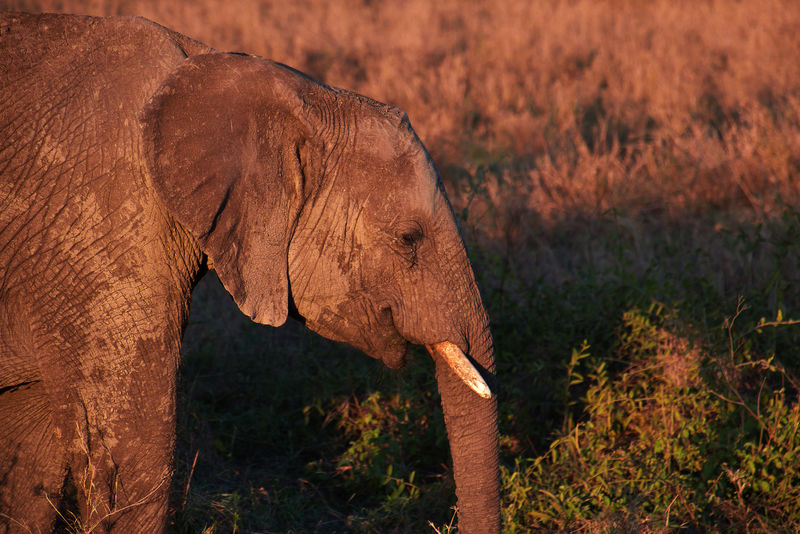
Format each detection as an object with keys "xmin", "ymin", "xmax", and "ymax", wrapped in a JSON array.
[
  {"xmin": 304, "ymin": 315, "xmax": 349, "ymax": 345},
  {"xmin": 304, "ymin": 309, "xmax": 409, "ymax": 369}
]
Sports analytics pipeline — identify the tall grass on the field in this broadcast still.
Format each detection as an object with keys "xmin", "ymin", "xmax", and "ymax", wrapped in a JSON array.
[{"xmin": 5, "ymin": 0, "xmax": 800, "ymax": 531}]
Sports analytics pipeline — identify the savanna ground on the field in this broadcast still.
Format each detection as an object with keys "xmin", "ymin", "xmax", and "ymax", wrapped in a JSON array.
[{"xmin": 5, "ymin": 0, "xmax": 800, "ymax": 532}]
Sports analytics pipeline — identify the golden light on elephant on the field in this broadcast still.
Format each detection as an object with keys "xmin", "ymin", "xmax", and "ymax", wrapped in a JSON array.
[
  {"xmin": 427, "ymin": 341, "xmax": 493, "ymax": 399},
  {"xmin": 0, "ymin": 12, "xmax": 499, "ymax": 534}
]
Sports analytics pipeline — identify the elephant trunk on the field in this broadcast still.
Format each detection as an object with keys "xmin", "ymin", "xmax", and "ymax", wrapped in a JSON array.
[{"xmin": 435, "ymin": 319, "xmax": 500, "ymax": 533}]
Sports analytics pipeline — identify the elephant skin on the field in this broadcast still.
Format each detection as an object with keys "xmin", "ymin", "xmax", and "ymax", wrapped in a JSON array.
[{"xmin": 0, "ymin": 12, "xmax": 499, "ymax": 534}]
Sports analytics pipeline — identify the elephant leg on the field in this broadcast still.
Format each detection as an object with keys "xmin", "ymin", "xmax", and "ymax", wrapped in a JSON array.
[
  {"xmin": 64, "ymin": 349, "xmax": 178, "ymax": 533},
  {"xmin": 67, "ymin": 426, "xmax": 173, "ymax": 533},
  {"xmin": 0, "ymin": 381, "xmax": 66, "ymax": 534}
]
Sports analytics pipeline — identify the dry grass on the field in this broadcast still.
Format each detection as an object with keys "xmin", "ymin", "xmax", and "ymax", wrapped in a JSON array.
[
  {"xmin": 8, "ymin": 0, "xmax": 799, "ymax": 286},
  {"xmin": 7, "ymin": 1, "xmax": 799, "ymax": 180}
]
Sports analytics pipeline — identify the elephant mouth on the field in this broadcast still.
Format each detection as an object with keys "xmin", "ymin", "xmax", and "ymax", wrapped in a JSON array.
[
  {"xmin": 301, "ymin": 303, "xmax": 409, "ymax": 370},
  {"xmin": 299, "ymin": 301, "xmax": 492, "ymax": 398},
  {"xmin": 375, "ymin": 305, "xmax": 409, "ymax": 369}
]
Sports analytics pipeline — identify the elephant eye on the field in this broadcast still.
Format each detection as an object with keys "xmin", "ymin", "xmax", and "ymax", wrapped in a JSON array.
[
  {"xmin": 400, "ymin": 228, "xmax": 423, "ymax": 246},
  {"xmin": 398, "ymin": 226, "xmax": 423, "ymax": 268}
]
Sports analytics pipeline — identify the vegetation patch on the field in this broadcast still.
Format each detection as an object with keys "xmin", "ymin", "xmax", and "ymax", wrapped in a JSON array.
[{"xmin": 503, "ymin": 305, "xmax": 800, "ymax": 532}]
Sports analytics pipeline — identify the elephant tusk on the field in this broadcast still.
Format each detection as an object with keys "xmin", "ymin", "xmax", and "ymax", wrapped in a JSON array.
[{"xmin": 426, "ymin": 341, "xmax": 493, "ymax": 399}]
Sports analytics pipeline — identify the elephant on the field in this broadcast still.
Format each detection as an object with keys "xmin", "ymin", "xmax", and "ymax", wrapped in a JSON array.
[{"xmin": 0, "ymin": 12, "xmax": 499, "ymax": 534}]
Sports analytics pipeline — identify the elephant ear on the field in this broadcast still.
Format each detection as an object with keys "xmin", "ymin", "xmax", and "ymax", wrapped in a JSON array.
[{"xmin": 142, "ymin": 53, "xmax": 316, "ymax": 326}]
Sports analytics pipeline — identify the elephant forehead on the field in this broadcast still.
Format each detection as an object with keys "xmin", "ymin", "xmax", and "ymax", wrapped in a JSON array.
[
  {"xmin": 350, "ymin": 143, "xmax": 436, "ymax": 212},
  {"xmin": 377, "ymin": 163, "xmax": 437, "ymax": 220},
  {"xmin": 357, "ymin": 118, "xmax": 401, "ymax": 157}
]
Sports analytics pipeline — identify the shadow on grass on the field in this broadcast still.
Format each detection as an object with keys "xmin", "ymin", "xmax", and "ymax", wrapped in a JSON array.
[
  {"xmin": 170, "ymin": 272, "xmax": 455, "ymax": 533},
  {"xmin": 171, "ymin": 200, "xmax": 800, "ymax": 533}
]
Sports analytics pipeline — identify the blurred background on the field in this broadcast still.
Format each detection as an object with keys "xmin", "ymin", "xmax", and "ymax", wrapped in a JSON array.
[{"xmin": 4, "ymin": 1, "xmax": 800, "ymax": 532}]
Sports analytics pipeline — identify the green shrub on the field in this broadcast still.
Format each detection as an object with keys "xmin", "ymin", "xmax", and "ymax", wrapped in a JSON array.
[{"xmin": 502, "ymin": 306, "xmax": 800, "ymax": 533}]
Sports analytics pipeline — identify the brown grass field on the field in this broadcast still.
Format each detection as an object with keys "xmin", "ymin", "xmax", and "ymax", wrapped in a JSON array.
[{"xmin": 4, "ymin": 0, "xmax": 800, "ymax": 532}]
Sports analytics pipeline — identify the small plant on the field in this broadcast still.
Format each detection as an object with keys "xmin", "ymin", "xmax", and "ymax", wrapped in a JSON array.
[{"xmin": 502, "ymin": 305, "xmax": 800, "ymax": 532}]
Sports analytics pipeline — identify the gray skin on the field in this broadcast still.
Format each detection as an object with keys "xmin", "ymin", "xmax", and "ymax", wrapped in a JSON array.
[{"xmin": 0, "ymin": 13, "xmax": 499, "ymax": 534}]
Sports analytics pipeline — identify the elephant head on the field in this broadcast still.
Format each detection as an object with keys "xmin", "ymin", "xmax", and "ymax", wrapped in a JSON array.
[{"xmin": 142, "ymin": 53, "xmax": 499, "ymax": 533}]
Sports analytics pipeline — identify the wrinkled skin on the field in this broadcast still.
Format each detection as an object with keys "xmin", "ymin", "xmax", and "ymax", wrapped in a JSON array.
[{"xmin": 0, "ymin": 13, "xmax": 499, "ymax": 534}]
